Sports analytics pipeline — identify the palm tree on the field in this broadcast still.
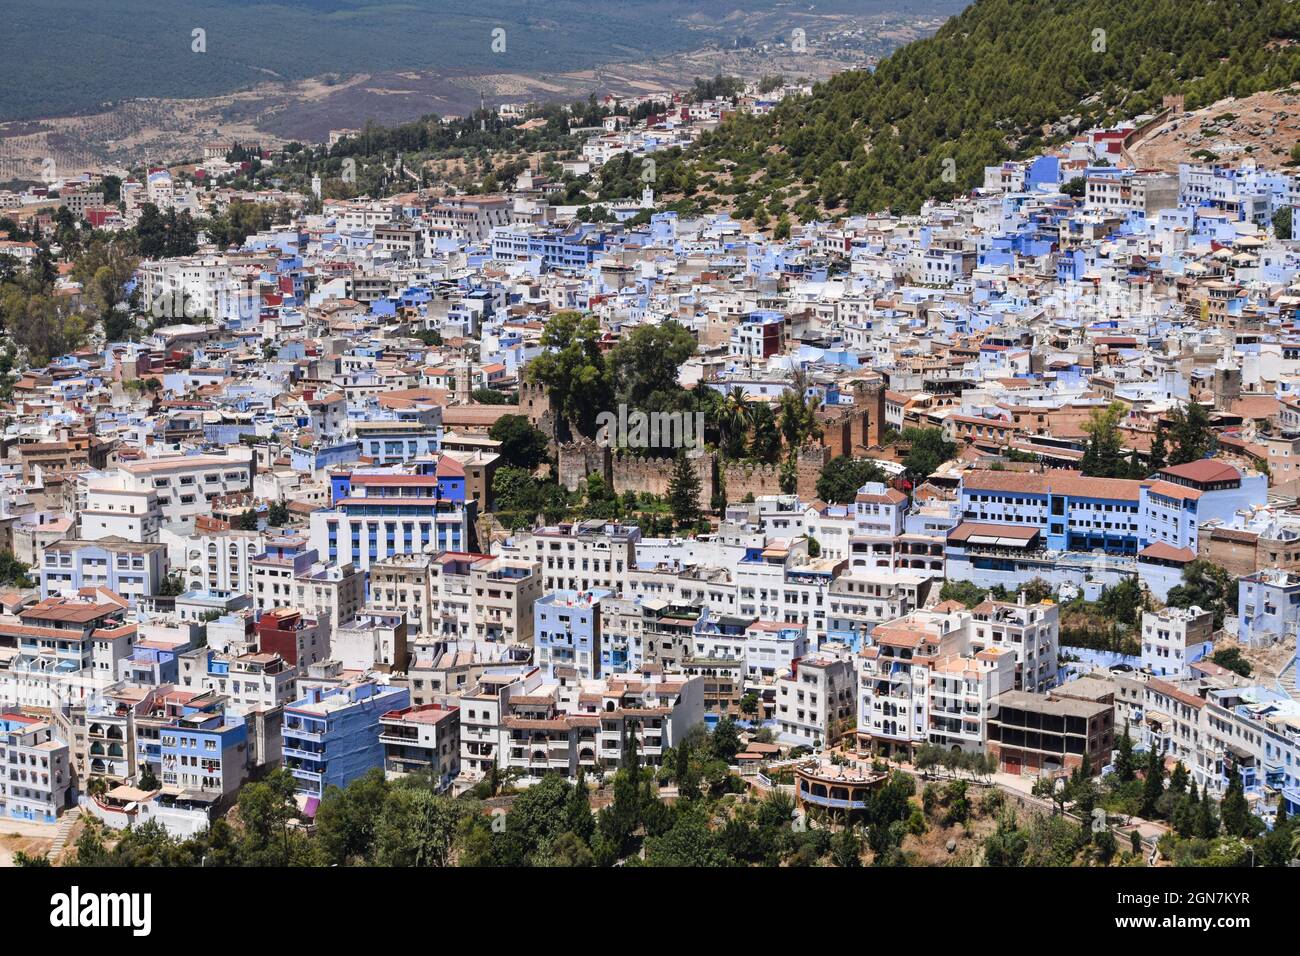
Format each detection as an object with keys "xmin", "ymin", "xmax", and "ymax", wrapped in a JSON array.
[
  {"xmin": 778, "ymin": 387, "xmax": 823, "ymax": 451},
  {"xmin": 721, "ymin": 386, "xmax": 752, "ymax": 456}
]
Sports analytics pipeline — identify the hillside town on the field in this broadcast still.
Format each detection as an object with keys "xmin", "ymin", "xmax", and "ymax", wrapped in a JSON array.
[{"xmin": 1, "ymin": 74, "xmax": 1300, "ymax": 870}]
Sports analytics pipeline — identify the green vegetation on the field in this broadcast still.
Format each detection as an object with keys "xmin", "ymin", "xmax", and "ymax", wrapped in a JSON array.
[
  {"xmin": 0, "ymin": 550, "xmax": 33, "ymax": 589},
  {"xmin": 900, "ymin": 427, "xmax": 956, "ymax": 481},
  {"xmin": 674, "ymin": 0, "xmax": 1300, "ymax": 222},
  {"xmin": 815, "ymin": 455, "xmax": 890, "ymax": 504},
  {"xmin": 1080, "ymin": 401, "xmax": 1145, "ymax": 479},
  {"xmin": 1211, "ymin": 646, "xmax": 1253, "ymax": 678},
  {"xmin": 488, "ymin": 414, "xmax": 550, "ymax": 472},
  {"xmin": 1150, "ymin": 401, "xmax": 1218, "ymax": 471},
  {"xmin": 1166, "ymin": 560, "xmax": 1238, "ymax": 630}
]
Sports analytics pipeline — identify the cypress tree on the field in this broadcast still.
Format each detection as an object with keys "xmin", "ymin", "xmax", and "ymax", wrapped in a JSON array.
[
  {"xmin": 666, "ymin": 453, "xmax": 702, "ymax": 529},
  {"xmin": 1114, "ymin": 726, "xmax": 1137, "ymax": 783},
  {"xmin": 1220, "ymin": 764, "xmax": 1251, "ymax": 837},
  {"xmin": 1141, "ymin": 747, "xmax": 1165, "ymax": 817}
]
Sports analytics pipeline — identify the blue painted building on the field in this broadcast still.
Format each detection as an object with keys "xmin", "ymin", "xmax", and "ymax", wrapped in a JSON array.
[
  {"xmin": 311, "ymin": 458, "xmax": 475, "ymax": 571},
  {"xmin": 282, "ymin": 682, "xmax": 410, "ymax": 800},
  {"xmin": 535, "ymin": 589, "xmax": 609, "ymax": 680}
]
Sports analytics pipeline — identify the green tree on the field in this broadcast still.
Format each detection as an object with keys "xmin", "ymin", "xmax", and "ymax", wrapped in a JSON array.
[
  {"xmin": 1165, "ymin": 402, "xmax": 1217, "ymax": 466},
  {"xmin": 236, "ymin": 768, "xmax": 301, "ymax": 866},
  {"xmin": 489, "ymin": 414, "xmax": 550, "ymax": 471},
  {"xmin": 749, "ymin": 403, "xmax": 781, "ymax": 463},
  {"xmin": 373, "ymin": 787, "xmax": 462, "ymax": 866},
  {"xmin": 1114, "ymin": 726, "xmax": 1137, "ymax": 783},
  {"xmin": 830, "ymin": 825, "xmax": 864, "ymax": 867},
  {"xmin": 983, "ymin": 809, "xmax": 1029, "ymax": 866},
  {"xmin": 1166, "ymin": 560, "xmax": 1238, "ymax": 629},
  {"xmin": 901, "ymin": 427, "xmax": 956, "ymax": 480},
  {"xmin": 815, "ymin": 455, "xmax": 889, "ymax": 504},
  {"xmin": 1219, "ymin": 765, "xmax": 1251, "ymax": 838},
  {"xmin": 314, "ymin": 768, "xmax": 389, "ymax": 865},
  {"xmin": 1080, "ymin": 401, "xmax": 1134, "ymax": 478},
  {"xmin": 526, "ymin": 311, "xmax": 612, "ymax": 439},
  {"xmin": 667, "ymin": 453, "xmax": 703, "ymax": 527},
  {"xmin": 710, "ymin": 716, "xmax": 741, "ymax": 762},
  {"xmin": 1141, "ymin": 746, "xmax": 1165, "ymax": 818}
]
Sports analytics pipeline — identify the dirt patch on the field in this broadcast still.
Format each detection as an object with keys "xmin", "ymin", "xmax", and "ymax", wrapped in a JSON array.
[
  {"xmin": 0, "ymin": 832, "xmax": 54, "ymax": 867},
  {"xmin": 1129, "ymin": 85, "xmax": 1300, "ymax": 172}
]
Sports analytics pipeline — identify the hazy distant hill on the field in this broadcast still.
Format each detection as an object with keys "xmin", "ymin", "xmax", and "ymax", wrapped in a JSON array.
[{"xmin": 0, "ymin": 0, "xmax": 964, "ymax": 121}]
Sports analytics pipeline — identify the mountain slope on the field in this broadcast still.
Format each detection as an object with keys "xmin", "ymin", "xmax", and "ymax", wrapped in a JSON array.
[{"xmin": 680, "ymin": 0, "xmax": 1300, "ymax": 217}]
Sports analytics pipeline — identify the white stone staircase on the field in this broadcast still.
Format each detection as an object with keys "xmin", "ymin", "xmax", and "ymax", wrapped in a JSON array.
[
  {"xmin": 48, "ymin": 810, "xmax": 81, "ymax": 862},
  {"xmin": 1276, "ymin": 658, "xmax": 1299, "ymax": 704}
]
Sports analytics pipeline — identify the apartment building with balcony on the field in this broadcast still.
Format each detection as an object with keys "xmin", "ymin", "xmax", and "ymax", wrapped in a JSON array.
[
  {"xmin": 855, "ymin": 607, "xmax": 1016, "ymax": 758},
  {"xmin": 282, "ymin": 681, "xmax": 410, "ymax": 799},
  {"xmin": 379, "ymin": 703, "xmax": 459, "ymax": 789},
  {"xmin": 167, "ymin": 524, "xmax": 264, "ymax": 594},
  {"xmin": 455, "ymin": 665, "xmax": 544, "ymax": 785},
  {"xmin": 159, "ymin": 706, "xmax": 248, "ymax": 800},
  {"xmin": 177, "ymin": 646, "xmax": 297, "ymax": 711},
  {"xmin": 0, "ymin": 596, "xmax": 134, "ymax": 711},
  {"xmin": 499, "ymin": 522, "xmax": 639, "ymax": 594},
  {"xmin": 775, "ymin": 649, "xmax": 856, "ymax": 749},
  {"xmin": 535, "ymin": 589, "xmax": 608, "ymax": 680},
  {"xmin": 967, "ymin": 594, "xmax": 1059, "ymax": 693}
]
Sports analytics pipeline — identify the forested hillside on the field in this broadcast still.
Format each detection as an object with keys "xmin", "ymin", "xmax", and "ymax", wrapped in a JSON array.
[{"xmin": 674, "ymin": 0, "xmax": 1300, "ymax": 219}]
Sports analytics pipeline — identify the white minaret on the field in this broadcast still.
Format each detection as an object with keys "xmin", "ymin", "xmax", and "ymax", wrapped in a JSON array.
[{"xmin": 311, "ymin": 174, "xmax": 321, "ymax": 199}]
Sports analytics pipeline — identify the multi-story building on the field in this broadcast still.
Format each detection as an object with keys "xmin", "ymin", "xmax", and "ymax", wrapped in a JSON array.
[
  {"xmin": 1238, "ymin": 568, "xmax": 1300, "ymax": 646},
  {"xmin": 379, "ymin": 703, "xmax": 460, "ymax": 789},
  {"xmin": 535, "ymin": 589, "xmax": 608, "ymax": 680},
  {"xmin": 986, "ymin": 681, "xmax": 1115, "ymax": 775},
  {"xmin": 0, "ymin": 713, "xmax": 71, "ymax": 822},
  {"xmin": 0, "ymin": 596, "xmax": 135, "ymax": 710},
  {"xmin": 177, "ymin": 647, "xmax": 298, "ymax": 711},
  {"xmin": 251, "ymin": 537, "xmax": 363, "ymax": 641},
  {"xmin": 282, "ymin": 681, "xmax": 410, "ymax": 798},
  {"xmin": 169, "ymin": 524, "xmax": 264, "ymax": 594},
  {"xmin": 254, "ymin": 608, "xmax": 327, "ymax": 669},
  {"xmin": 775, "ymin": 649, "xmax": 856, "ymax": 748},
  {"xmin": 334, "ymin": 611, "xmax": 409, "ymax": 673},
  {"xmin": 455, "ymin": 666, "xmax": 543, "ymax": 784},
  {"xmin": 74, "ymin": 471, "xmax": 163, "ymax": 543},
  {"xmin": 855, "ymin": 607, "xmax": 1016, "ymax": 758},
  {"xmin": 499, "ymin": 522, "xmax": 639, "ymax": 594},
  {"xmin": 1140, "ymin": 606, "xmax": 1215, "ymax": 677},
  {"xmin": 159, "ymin": 704, "xmax": 249, "ymax": 800},
  {"xmin": 113, "ymin": 451, "xmax": 255, "ymax": 526},
  {"xmin": 1140, "ymin": 460, "xmax": 1266, "ymax": 554},
  {"xmin": 499, "ymin": 671, "xmax": 704, "ymax": 783},
  {"xmin": 39, "ymin": 538, "xmax": 167, "ymax": 605},
  {"xmin": 967, "ymin": 594, "xmax": 1059, "ymax": 693},
  {"xmin": 310, "ymin": 460, "xmax": 476, "ymax": 573}
]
